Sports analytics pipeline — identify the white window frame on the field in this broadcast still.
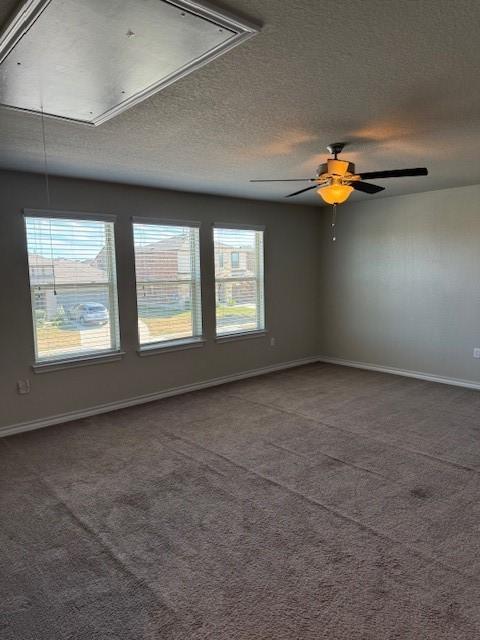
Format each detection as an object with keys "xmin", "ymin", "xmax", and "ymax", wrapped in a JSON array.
[
  {"xmin": 24, "ymin": 209, "xmax": 122, "ymax": 370},
  {"xmin": 213, "ymin": 222, "xmax": 266, "ymax": 340},
  {"xmin": 132, "ymin": 217, "xmax": 204, "ymax": 354}
]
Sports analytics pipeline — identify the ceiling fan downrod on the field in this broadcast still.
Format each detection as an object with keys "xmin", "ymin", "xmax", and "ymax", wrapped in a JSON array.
[{"xmin": 326, "ymin": 142, "xmax": 346, "ymax": 160}]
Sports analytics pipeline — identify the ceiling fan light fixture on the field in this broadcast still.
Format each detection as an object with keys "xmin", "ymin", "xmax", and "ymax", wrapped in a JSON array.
[{"xmin": 317, "ymin": 182, "xmax": 353, "ymax": 205}]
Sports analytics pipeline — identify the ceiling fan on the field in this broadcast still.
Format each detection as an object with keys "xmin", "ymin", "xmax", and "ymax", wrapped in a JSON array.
[{"xmin": 250, "ymin": 143, "xmax": 428, "ymax": 205}]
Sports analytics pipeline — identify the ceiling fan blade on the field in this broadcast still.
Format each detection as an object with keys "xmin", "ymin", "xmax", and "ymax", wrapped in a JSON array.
[
  {"xmin": 352, "ymin": 181, "xmax": 385, "ymax": 194},
  {"xmin": 286, "ymin": 184, "xmax": 319, "ymax": 198},
  {"xmin": 250, "ymin": 178, "xmax": 316, "ymax": 183},
  {"xmin": 358, "ymin": 168, "xmax": 428, "ymax": 180}
]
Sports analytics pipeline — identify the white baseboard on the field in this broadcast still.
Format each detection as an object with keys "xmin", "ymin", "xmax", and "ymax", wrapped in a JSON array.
[
  {"xmin": 318, "ymin": 355, "xmax": 480, "ymax": 391},
  {"xmin": 4, "ymin": 355, "xmax": 479, "ymax": 439},
  {"xmin": 0, "ymin": 356, "xmax": 320, "ymax": 439}
]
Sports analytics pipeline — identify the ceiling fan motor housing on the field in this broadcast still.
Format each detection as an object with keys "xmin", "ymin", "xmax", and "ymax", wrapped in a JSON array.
[{"xmin": 316, "ymin": 161, "xmax": 356, "ymax": 180}]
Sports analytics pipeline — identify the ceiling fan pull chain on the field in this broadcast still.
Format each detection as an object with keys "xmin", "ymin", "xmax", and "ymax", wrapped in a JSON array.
[{"xmin": 331, "ymin": 203, "xmax": 337, "ymax": 242}]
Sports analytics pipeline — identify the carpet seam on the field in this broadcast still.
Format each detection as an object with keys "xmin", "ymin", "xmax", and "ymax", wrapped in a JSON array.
[
  {"xmin": 154, "ymin": 425, "xmax": 480, "ymax": 587},
  {"xmin": 267, "ymin": 440, "xmax": 389, "ymax": 480},
  {"xmin": 1, "ymin": 437, "xmax": 181, "ymax": 621},
  {"xmin": 223, "ymin": 390, "xmax": 480, "ymax": 476}
]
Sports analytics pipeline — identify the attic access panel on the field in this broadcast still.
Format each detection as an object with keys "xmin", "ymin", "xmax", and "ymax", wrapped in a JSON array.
[{"xmin": 0, "ymin": 0, "xmax": 257, "ymax": 125}]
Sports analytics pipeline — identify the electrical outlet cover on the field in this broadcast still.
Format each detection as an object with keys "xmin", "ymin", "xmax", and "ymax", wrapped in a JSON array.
[{"xmin": 17, "ymin": 379, "xmax": 31, "ymax": 394}]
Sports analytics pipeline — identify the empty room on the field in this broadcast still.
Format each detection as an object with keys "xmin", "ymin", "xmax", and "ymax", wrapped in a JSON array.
[{"xmin": 1, "ymin": 0, "xmax": 480, "ymax": 638}]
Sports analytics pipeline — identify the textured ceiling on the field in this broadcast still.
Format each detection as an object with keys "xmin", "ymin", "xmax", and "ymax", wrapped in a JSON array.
[{"xmin": 1, "ymin": 0, "xmax": 480, "ymax": 205}]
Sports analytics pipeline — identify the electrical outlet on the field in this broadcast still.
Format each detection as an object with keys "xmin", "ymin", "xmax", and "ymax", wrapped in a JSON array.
[
  {"xmin": 17, "ymin": 379, "xmax": 31, "ymax": 395},
  {"xmin": 270, "ymin": 337, "xmax": 276, "ymax": 347},
  {"xmin": 473, "ymin": 348, "xmax": 480, "ymax": 359}
]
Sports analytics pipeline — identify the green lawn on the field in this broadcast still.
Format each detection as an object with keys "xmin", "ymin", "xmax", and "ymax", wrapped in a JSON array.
[
  {"xmin": 36, "ymin": 324, "xmax": 81, "ymax": 351},
  {"xmin": 139, "ymin": 305, "xmax": 256, "ymax": 338},
  {"xmin": 216, "ymin": 305, "xmax": 256, "ymax": 319},
  {"xmin": 140, "ymin": 312, "xmax": 192, "ymax": 337},
  {"xmin": 36, "ymin": 306, "xmax": 257, "ymax": 350}
]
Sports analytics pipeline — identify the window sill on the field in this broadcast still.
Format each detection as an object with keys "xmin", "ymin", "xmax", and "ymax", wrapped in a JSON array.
[
  {"xmin": 137, "ymin": 337, "xmax": 206, "ymax": 356},
  {"xmin": 215, "ymin": 330, "xmax": 267, "ymax": 343},
  {"xmin": 32, "ymin": 351, "xmax": 125, "ymax": 374}
]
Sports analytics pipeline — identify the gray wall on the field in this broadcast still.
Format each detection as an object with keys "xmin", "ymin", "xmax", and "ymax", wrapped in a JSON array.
[
  {"xmin": 0, "ymin": 170, "xmax": 321, "ymax": 429},
  {"xmin": 318, "ymin": 183, "xmax": 480, "ymax": 383},
  {"xmin": 3, "ymin": 170, "xmax": 479, "ymax": 431}
]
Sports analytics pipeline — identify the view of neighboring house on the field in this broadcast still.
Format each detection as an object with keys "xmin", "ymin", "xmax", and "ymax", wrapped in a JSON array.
[
  {"xmin": 215, "ymin": 243, "xmax": 255, "ymax": 277},
  {"xmin": 28, "ymin": 235, "xmax": 256, "ymax": 323},
  {"xmin": 28, "ymin": 253, "xmax": 109, "ymax": 320},
  {"xmin": 132, "ymin": 235, "xmax": 192, "ymax": 281},
  {"xmin": 99, "ymin": 232, "xmax": 257, "ymax": 312},
  {"xmin": 215, "ymin": 242, "xmax": 257, "ymax": 306}
]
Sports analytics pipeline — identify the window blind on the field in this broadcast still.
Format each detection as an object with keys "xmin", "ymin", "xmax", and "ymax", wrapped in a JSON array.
[
  {"xmin": 25, "ymin": 215, "xmax": 120, "ymax": 363},
  {"xmin": 213, "ymin": 226, "xmax": 265, "ymax": 336},
  {"xmin": 133, "ymin": 222, "xmax": 202, "ymax": 346}
]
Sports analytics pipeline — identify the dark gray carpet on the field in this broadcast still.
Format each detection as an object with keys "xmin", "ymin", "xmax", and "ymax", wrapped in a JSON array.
[{"xmin": 2, "ymin": 363, "xmax": 480, "ymax": 639}]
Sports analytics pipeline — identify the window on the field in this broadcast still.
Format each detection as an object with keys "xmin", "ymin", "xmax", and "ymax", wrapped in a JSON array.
[
  {"xmin": 133, "ymin": 221, "xmax": 202, "ymax": 347},
  {"xmin": 213, "ymin": 225, "xmax": 265, "ymax": 337},
  {"xmin": 25, "ymin": 213, "xmax": 120, "ymax": 363}
]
